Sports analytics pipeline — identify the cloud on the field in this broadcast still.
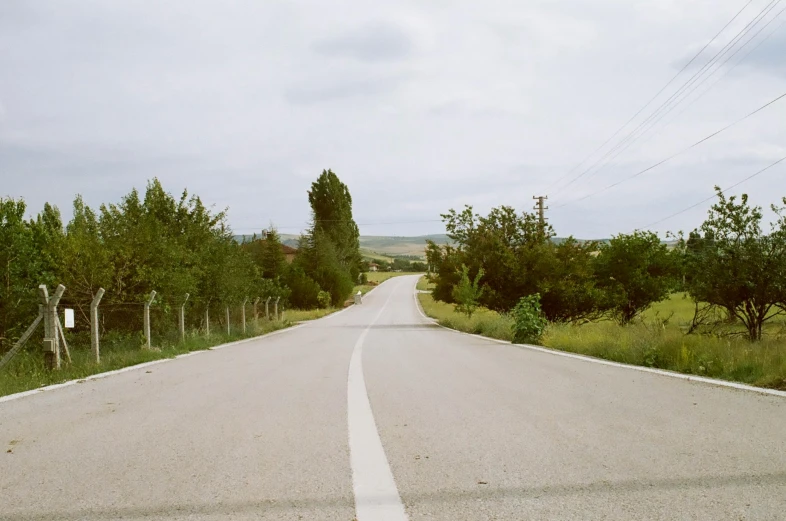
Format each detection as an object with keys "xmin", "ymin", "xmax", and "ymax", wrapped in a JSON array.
[
  {"xmin": 312, "ymin": 21, "xmax": 416, "ymax": 63},
  {"xmin": 284, "ymin": 76, "xmax": 403, "ymax": 105}
]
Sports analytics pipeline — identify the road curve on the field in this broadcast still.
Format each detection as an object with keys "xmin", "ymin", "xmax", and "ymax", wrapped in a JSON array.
[{"xmin": 1, "ymin": 275, "xmax": 784, "ymax": 520}]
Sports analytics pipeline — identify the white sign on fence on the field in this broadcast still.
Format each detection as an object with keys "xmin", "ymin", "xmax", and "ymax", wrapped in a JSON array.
[{"xmin": 64, "ymin": 308, "xmax": 75, "ymax": 329}]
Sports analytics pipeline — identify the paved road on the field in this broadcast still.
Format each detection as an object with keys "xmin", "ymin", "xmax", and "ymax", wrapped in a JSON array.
[{"xmin": 2, "ymin": 275, "xmax": 785, "ymax": 520}]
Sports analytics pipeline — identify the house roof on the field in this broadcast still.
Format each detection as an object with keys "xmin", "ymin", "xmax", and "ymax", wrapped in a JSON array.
[{"xmin": 281, "ymin": 244, "xmax": 298, "ymax": 255}]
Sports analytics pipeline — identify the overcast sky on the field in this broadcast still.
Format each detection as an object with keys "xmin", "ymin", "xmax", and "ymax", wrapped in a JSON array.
[{"xmin": 1, "ymin": 0, "xmax": 784, "ymax": 238}]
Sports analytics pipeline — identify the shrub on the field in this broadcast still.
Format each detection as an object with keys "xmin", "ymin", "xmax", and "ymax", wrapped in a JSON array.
[
  {"xmin": 317, "ymin": 290, "xmax": 332, "ymax": 309},
  {"xmin": 511, "ymin": 293, "xmax": 548, "ymax": 344}
]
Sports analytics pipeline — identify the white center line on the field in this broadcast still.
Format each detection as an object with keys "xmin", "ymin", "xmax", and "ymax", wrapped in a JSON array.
[{"xmin": 348, "ymin": 282, "xmax": 409, "ymax": 521}]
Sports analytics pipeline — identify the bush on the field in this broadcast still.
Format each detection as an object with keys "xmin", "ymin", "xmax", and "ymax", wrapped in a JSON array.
[
  {"xmin": 317, "ymin": 290, "xmax": 332, "ymax": 309},
  {"xmin": 511, "ymin": 294, "xmax": 548, "ymax": 344},
  {"xmin": 359, "ymin": 273, "xmax": 368, "ymax": 285}
]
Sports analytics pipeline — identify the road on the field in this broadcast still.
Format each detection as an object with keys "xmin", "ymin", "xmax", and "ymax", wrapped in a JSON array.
[{"xmin": 2, "ymin": 275, "xmax": 785, "ymax": 520}]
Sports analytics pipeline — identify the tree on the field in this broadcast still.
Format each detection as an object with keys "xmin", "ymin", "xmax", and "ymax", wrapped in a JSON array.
[
  {"xmin": 593, "ymin": 231, "xmax": 678, "ymax": 325},
  {"xmin": 0, "ymin": 198, "xmax": 46, "ymax": 350},
  {"xmin": 451, "ymin": 264, "xmax": 484, "ymax": 318},
  {"xmin": 307, "ymin": 169, "xmax": 362, "ymax": 282},
  {"xmin": 681, "ymin": 188, "xmax": 786, "ymax": 341}
]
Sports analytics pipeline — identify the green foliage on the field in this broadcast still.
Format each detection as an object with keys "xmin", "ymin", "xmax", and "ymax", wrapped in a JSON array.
[
  {"xmin": 308, "ymin": 169, "xmax": 362, "ymax": 281},
  {"xmin": 451, "ymin": 264, "xmax": 484, "ymax": 318},
  {"xmin": 593, "ymin": 230, "xmax": 678, "ymax": 325},
  {"xmin": 429, "ymin": 205, "xmax": 604, "ymax": 323},
  {"xmin": 680, "ymin": 188, "xmax": 786, "ymax": 341},
  {"xmin": 284, "ymin": 265, "xmax": 321, "ymax": 309},
  {"xmin": 511, "ymin": 294, "xmax": 548, "ymax": 344},
  {"xmin": 317, "ymin": 291, "xmax": 332, "ymax": 309},
  {"xmin": 295, "ymin": 169, "xmax": 362, "ymax": 306}
]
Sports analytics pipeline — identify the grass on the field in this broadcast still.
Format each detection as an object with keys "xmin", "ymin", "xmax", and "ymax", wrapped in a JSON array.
[
  {"xmin": 417, "ymin": 292, "xmax": 786, "ymax": 391},
  {"xmin": 0, "ymin": 313, "xmax": 324, "ymax": 398},
  {"xmin": 418, "ymin": 293, "xmax": 514, "ymax": 342},
  {"xmin": 416, "ymin": 274, "xmax": 435, "ymax": 291}
]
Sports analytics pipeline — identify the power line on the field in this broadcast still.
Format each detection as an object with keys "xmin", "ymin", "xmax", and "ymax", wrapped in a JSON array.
[
  {"xmin": 575, "ymin": 15, "xmax": 786, "ymax": 183},
  {"xmin": 550, "ymin": 90, "xmax": 786, "ymax": 209},
  {"xmin": 640, "ymin": 155, "xmax": 786, "ymax": 229},
  {"xmin": 572, "ymin": 2, "xmax": 786, "ymax": 188},
  {"xmin": 543, "ymin": 0, "xmax": 755, "ymax": 195},
  {"xmin": 550, "ymin": 0, "xmax": 782, "ymax": 198}
]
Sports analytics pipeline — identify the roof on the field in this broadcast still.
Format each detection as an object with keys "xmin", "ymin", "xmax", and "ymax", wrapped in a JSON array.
[{"xmin": 281, "ymin": 244, "xmax": 298, "ymax": 255}]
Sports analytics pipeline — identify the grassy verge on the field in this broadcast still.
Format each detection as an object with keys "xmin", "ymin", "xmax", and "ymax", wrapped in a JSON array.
[
  {"xmin": 416, "ymin": 275, "xmax": 435, "ymax": 291},
  {"xmin": 1, "ymin": 315, "xmax": 315, "ymax": 398},
  {"xmin": 418, "ymin": 293, "xmax": 513, "ymax": 342},
  {"xmin": 417, "ymin": 293, "xmax": 786, "ymax": 391}
]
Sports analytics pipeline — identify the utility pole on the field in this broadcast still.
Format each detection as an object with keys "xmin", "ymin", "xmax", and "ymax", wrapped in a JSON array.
[{"xmin": 533, "ymin": 195, "xmax": 548, "ymax": 228}]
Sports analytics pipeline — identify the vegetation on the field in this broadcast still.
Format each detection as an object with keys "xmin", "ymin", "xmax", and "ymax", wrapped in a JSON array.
[
  {"xmin": 422, "ymin": 189, "xmax": 786, "ymax": 390},
  {"xmin": 511, "ymin": 294, "xmax": 548, "ymax": 344},
  {"xmin": 1, "ymin": 169, "xmax": 365, "ymax": 390},
  {"xmin": 452, "ymin": 264, "xmax": 484, "ymax": 318},
  {"xmin": 0, "ymin": 319, "xmax": 291, "ymax": 398},
  {"xmin": 417, "ymin": 291, "xmax": 786, "ymax": 390}
]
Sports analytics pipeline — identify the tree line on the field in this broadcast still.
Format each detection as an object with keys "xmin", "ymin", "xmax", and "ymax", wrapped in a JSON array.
[
  {"xmin": 0, "ymin": 170, "xmax": 362, "ymax": 352},
  {"xmin": 427, "ymin": 188, "xmax": 786, "ymax": 342}
]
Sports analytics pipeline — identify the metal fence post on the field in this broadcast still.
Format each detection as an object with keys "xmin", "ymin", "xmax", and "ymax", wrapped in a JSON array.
[
  {"xmin": 38, "ymin": 284, "xmax": 65, "ymax": 370},
  {"xmin": 144, "ymin": 290, "xmax": 156, "ymax": 349},
  {"xmin": 241, "ymin": 298, "xmax": 248, "ymax": 334},
  {"xmin": 91, "ymin": 288, "xmax": 105, "ymax": 363},
  {"xmin": 180, "ymin": 293, "xmax": 190, "ymax": 342}
]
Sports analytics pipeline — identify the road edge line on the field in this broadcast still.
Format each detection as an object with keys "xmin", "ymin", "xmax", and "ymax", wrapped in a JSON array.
[{"xmin": 412, "ymin": 288, "xmax": 786, "ymax": 399}]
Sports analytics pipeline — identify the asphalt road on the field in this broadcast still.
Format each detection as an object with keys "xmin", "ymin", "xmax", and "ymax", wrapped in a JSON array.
[{"xmin": 2, "ymin": 275, "xmax": 785, "ymax": 520}]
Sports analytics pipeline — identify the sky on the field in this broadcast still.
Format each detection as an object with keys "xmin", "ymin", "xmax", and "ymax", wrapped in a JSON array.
[{"xmin": 1, "ymin": 0, "xmax": 785, "ymax": 239}]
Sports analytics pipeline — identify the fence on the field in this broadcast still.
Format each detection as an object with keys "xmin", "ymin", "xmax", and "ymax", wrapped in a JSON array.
[{"xmin": 0, "ymin": 285, "xmax": 285, "ymax": 372}]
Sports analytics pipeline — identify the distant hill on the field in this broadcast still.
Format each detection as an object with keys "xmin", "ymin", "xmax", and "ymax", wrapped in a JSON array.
[{"xmin": 233, "ymin": 233, "xmax": 452, "ymax": 260}]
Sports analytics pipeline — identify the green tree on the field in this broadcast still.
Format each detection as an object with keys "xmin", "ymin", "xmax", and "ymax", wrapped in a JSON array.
[
  {"xmin": 260, "ymin": 228, "xmax": 287, "ymax": 279},
  {"xmin": 593, "ymin": 231, "xmax": 678, "ymax": 325},
  {"xmin": 681, "ymin": 189, "xmax": 786, "ymax": 341},
  {"xmin": 451, "ymin": 264, "xmax": 484, "ymax": 318},
  {"xmin": 307, "ymin": 169, "xmax": 362, "ymax": 281},
  {"xmin": 0, "ymin": 198, "xmax": 46, "ymax": 350}
]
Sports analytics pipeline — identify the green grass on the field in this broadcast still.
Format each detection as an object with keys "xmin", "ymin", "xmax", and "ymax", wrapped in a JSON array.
[
  {"xmin": 416, "ymin": 274, "xmax": 435, "ymax": 291},
  {"xmin": 417, "ymin": 293, "xmax": 786, "ymax": 391},
  {"xmin": 0, "ymin": 312, "xmax": 331, "ymax": 398},
  {"xmin": 418, "ymin": 293, "xmax": 514, "ymax": 342}
]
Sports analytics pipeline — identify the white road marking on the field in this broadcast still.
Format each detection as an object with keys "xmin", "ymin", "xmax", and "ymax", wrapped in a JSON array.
[
  {"xmin": 412, "ymin": 287, "xmax": 786, "ymax": 399},
  {"xmin": 348, "ymin": 282, "xmax": 409, "ymax": 521}
]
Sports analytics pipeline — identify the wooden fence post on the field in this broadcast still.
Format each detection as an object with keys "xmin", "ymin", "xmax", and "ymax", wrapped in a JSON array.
[
  {"xmin": 91, "ymin": 288, "xmax": 105, "ymax": 363},
  {"xmin": 144, "ymin": 291, "xmax": 156, "ymax": 349}
]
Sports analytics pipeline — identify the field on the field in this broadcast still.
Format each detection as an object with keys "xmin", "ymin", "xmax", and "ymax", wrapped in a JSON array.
[{"xmin": 417, "ymin": 284, "xmax": 786, "ymax": 390}]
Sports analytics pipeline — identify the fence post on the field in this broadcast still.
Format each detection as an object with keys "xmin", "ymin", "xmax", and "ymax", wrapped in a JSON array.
[
  {"xmin": 253, "ymin": 297, "xmax": 260, "ymax": 330},
  {"xmin": 241, "ymin": 298, "xmax": 248, "ymax": 334},
  {"xmin": 226, "ymin": 306, "xmax": 231, "ymax": 336},
  {"xmin": 144, "ymin": 290, "xmax": 156, "ymax": 349},
  {"xmin": 38, "ymin": 284, "xmax": 65, "ymax": 370},
  {"xmin": 91, "ymin": 288, "xmax": 105, "ymax": 363},
  {"xmin": 205, "ymin": 303, "xmax": 211, "ymax": 337},
  {"xmin": 180, "ymin": 293, "xmax": 190, "ymax": 342},
  {"xmin": 266, "ymin": 297, "xmax": 271, "ymax": 320},
  {"xmin": 274, "ymin": 297, "xmax": 280, "ymax": 321}
]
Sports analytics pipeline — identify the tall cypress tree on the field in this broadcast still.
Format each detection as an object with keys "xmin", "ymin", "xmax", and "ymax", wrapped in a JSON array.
[{"xmin": 306, "ymin": 169, "xmax": 362, "ymax": 282}]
